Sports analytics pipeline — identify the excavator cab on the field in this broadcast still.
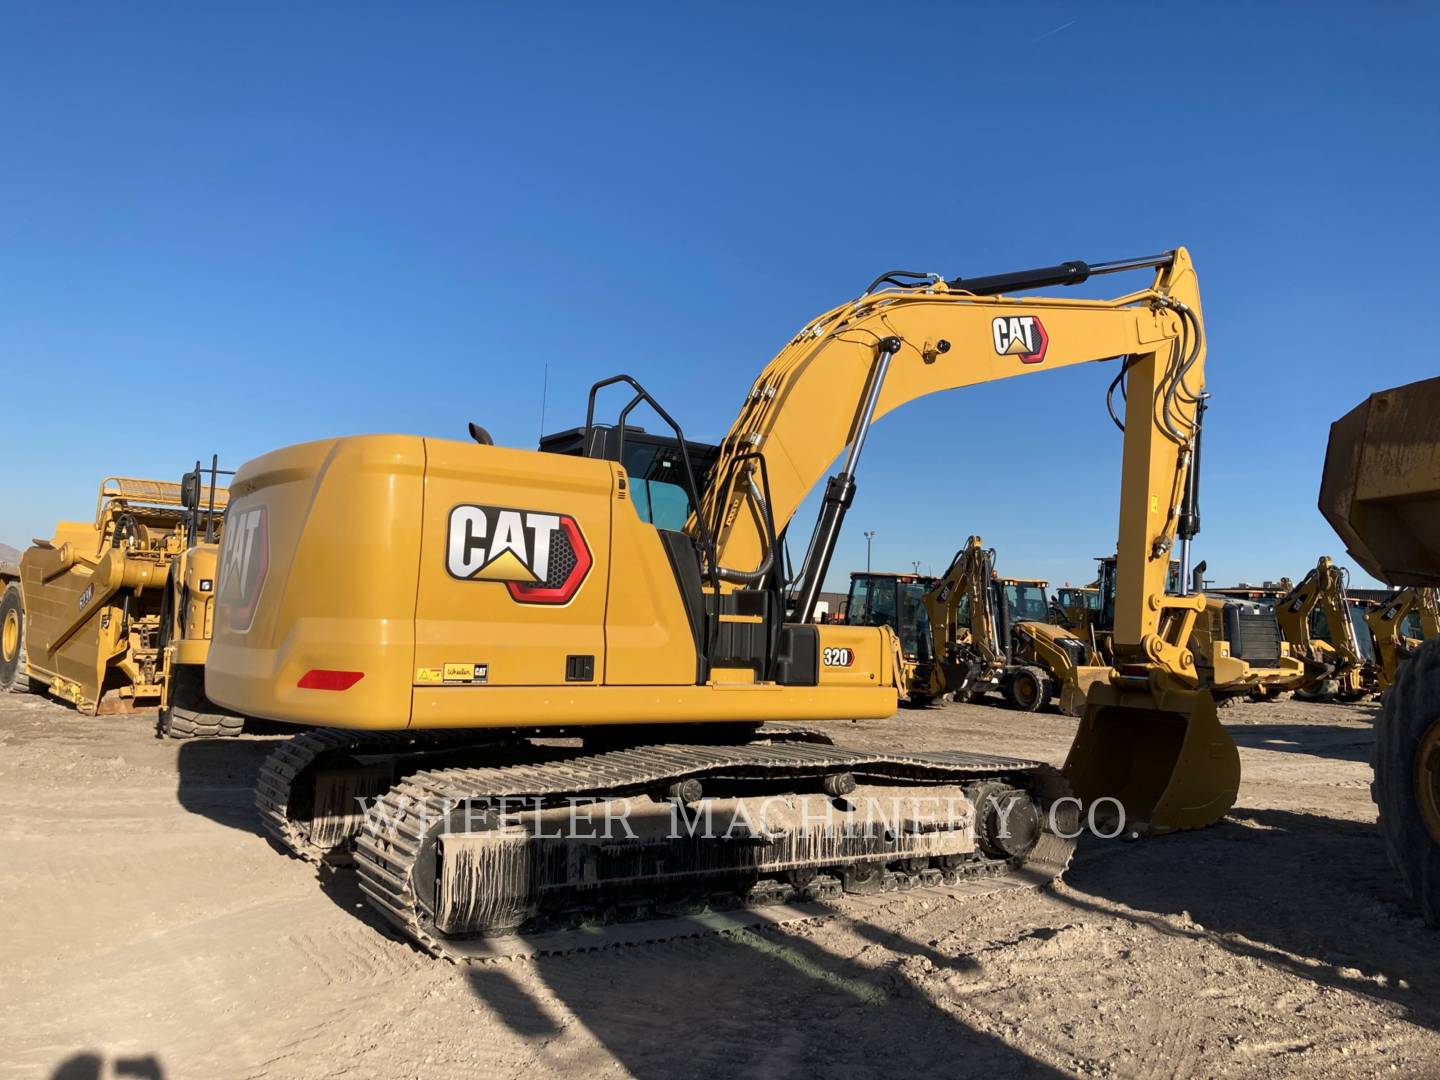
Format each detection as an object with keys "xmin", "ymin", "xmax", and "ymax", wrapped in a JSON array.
[{"xmin": 540, "ymin": 424, "xmax": 721, "ymax": 530}]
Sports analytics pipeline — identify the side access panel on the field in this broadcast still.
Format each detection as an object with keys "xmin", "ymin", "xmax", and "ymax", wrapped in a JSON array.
[{"xmin": 412, "ymin": 439, "xmax": 613, "ymax": 721}]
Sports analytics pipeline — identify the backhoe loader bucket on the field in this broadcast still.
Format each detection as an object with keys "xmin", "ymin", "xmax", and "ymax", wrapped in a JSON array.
[{"xmin": 1063, "ymin": 678, "xmax": 1239, "ymax": 835}]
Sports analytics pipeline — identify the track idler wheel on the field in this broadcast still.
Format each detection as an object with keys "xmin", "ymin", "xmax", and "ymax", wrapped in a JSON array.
[{"xmin": 970, "ymin": 782, "xmax": 1043, "ymax": 860}]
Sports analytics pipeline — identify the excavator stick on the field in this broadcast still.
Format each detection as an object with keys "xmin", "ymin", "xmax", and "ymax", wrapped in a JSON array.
[{"xmin": 1066, "ymin": 678, "xmax": 1239, "ymax": 835}]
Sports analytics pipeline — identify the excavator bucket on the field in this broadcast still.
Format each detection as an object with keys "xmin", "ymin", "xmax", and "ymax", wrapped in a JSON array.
[{"xmin": 1063, "ymin": 678, "xmax": 1240, "ymax": 835}]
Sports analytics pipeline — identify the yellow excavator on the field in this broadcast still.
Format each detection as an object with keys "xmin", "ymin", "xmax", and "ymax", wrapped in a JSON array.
[
  {"xmin": 911, "ymin": 536, "xmax": 1107, "ymax": 715},
  {"xmin": 1320, "ymin": 375, "xmax": 1440, "ymax": 924},
  {"xmin": 207, "ymin": 248, "xmax": 1237, "ymax": 957},
  {"xmin": 1366, "ymin": 586, "xmax": 1439, "ymax": 693},
  {"xmin": 1274, "ymin": 556, "xmax": 1381, "ymax": 700}
]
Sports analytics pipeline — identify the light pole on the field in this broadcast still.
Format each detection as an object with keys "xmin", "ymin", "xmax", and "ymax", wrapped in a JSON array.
[{"xmin": 864, "ymin": 531, "xmax": 876, "ymax": 572}]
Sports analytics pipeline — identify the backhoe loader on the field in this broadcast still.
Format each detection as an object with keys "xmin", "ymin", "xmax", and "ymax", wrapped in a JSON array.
[
  {"xmin": 1320, "ymin": 375, "xmax": 1440, "ymax": 923},
  {"xmin": 1275, "ymin": 556, "xmax": 1381, "ymax": 700},
  {"xmin": 1055, "ymin": 585, "xmax": 1100, "ymax": 631},
  {"xmin": 1, "ymin": 466, "xmax": 239, "ymax": 734},
  {"xmin": 840, "ymin": 567, "xmax": 937, "ymax": 695},
  {"xmin": 206, "ymin": 248, "xmax": 1237, "ymax": 958},
  {"xmin": 896, "ymin": 536, "xmax": 1106, "ymax": 715},
  {"xmin": 1074, "ymin": 555, "xmax": 1305, "ymax": 702},
  {"xmin": 1366, "ymin": 586, "xmax": 1440, "ymax": 692}
]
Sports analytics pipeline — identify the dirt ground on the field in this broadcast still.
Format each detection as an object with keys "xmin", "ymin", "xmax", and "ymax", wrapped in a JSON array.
[{"xmin": 2, "ymin": 690, "xmax": 1435, "ymax": 1080}]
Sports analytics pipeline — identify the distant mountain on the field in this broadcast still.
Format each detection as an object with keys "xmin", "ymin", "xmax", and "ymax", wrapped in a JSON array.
[{"xmin": 0, "ymin": 543, "xmax": 20, "ymax": 566}]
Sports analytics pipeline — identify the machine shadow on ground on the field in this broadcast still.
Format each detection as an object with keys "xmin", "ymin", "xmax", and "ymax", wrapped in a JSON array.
[
  {"xmin": 1062, "ymin": 806, "xmax": 1440, "ymax": 1031},
  {"xmin": 173, "ymin": 735, "xmax": 285, "ymax": 836},
  {"xmin": 302, "ymin": 830, "xmax": 1070, "ymax": 1076},
  {"xmin": 1224, "ymin": 721, "xmax": 1374, "ymax": 764},
  {"xmin": 469, "ymin": 924, "xmax": 1070, "ymax": 1079},
  {"xmin": 50, "ymin": 1052, "xmax": 166, "ymax": 1079}
]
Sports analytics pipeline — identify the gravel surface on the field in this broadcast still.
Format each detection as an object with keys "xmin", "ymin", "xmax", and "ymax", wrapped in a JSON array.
[{"xmin": 1, "ymin": 690, "xmax": 1434, "ymax": 1079}]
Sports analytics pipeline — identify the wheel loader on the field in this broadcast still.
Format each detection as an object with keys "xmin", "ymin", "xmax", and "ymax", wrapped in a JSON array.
[
  {"xmin": 206, "ymin": 248, "xmax": 1241, "ymax": 958},
  {"xmin": 1366, "ymin": 586, "xmax": 1440, "ymax": 692},
  {"xmin": 0, "ymin": 464, "xmax": 242, "ymax": 736},
  {"xmin": 1319, "ymin": 375, "xmax": 1440, "ymax": 923},
  {"xmin": 1274, "ymin": 556, "xmax": 1382, "ymax": 700}
]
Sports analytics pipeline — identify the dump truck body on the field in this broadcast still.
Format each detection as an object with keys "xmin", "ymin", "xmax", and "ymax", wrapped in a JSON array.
[{"xmin": 1320, "ymin": 376, "xmax": 1440, "ymax": 923}]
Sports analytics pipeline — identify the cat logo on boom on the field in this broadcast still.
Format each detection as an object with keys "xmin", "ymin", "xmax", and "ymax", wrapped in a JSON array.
[
  {"xmin": 991, "ymin": 315, "xmax": 1048, "ymax": 364},
  {"xmin": 446, "ymin": 504, "xmax": 592, "ymax": 605}
]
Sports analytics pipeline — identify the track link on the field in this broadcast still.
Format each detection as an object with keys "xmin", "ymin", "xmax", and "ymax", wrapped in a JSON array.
[
  {"xmin": 256, "ymin": 728, "xmax": 510, "ymax": 862},
  {"xmin": 350, "ymin": 742, "xmax": 1077, "ymax": 961},
  {"xmin": 256, "ymin": 724, "xmax": 832, "ymax": 864}
]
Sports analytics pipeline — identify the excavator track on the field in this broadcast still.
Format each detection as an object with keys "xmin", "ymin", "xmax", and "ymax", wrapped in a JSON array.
[
  {"xmin": 256, "ymin": 724, "xmax": 835, "ymax": 864},
  {"xmin": 256, "ymin": 728, "xmax": 520, "ymax": 862},
  {"xmin": 350, "ymin": 741, "xmax": 1077, "ymax": 961}
]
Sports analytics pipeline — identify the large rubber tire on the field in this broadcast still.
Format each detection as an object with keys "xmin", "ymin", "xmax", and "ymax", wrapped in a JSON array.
[
  {"xmin": 0, "ymin": 582, "xmax": 26, "ymax": 693},
  {"xmin": 157, "ymin": 665, "xmax": 243, "ymax": 739},
  {"xmin": 1372, "ymin": 636, "xmax": 1440, "ymax": 926},
  {"xmin": 1004, "ymin": 666, "xmax": 1050, "ymax": 713}
]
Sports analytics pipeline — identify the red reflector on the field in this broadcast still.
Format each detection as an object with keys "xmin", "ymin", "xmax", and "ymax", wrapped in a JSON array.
[
  {"xmin": 1117, "ymin": 664, "xmax": 1150, "ymax": 677},
  {"xmin": 297, "ymin": 669, "xmax": 365, "ymax": 691}
]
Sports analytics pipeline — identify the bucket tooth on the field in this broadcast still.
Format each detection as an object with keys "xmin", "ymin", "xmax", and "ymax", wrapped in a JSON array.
[{"xmin": 1063, "ymin": 680, "xmax": 1238, "ymax": 836}]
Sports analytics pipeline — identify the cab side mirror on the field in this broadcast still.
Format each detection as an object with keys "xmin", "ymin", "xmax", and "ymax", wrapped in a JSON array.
[{"xmin": 180, "ymin": 470, "xmax": 201, "ymax": 510}]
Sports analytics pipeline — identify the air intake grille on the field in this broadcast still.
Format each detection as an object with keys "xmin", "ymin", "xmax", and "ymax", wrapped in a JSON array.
[{"xmin": 1230, "ymin": 606, "xmax": 1283, "ymax": 665}]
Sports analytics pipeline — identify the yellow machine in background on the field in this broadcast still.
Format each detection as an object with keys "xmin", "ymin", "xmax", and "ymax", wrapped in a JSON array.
[
  {"xmin": 0, "ymin": 465, "xmax": 241, "ymax": 736},
  {"xmin": 1055, "ymin": 584, "xmax": 1100, "ymax": 632},
  {"xmin": 1320, "ymin": 375, "xmax": 1440, "ymax": 924},
  {"xmin": 206, "ymin": 248, "xmax": 1237, "ymax": 957},
  {"xmin": 1074, "ymin": 555, "xmax": 1305, "ymax": 702},
  {"xmin": 155, "ymin": 458, "xmax": 245, "ymax": 738},
  {"xmin": 839, "ymin": 567, "xmax": 938, "ymax": 698},
  {"xmin": 1366, "ymin": 586, "xmax": 1439, "ymax": 692},
  {"xmin": 908, "ymin": 536, "xmax": 1107, "ymax": 715},
  {"xmin": 1274, "ymin": 555, "xmax": 1380, "ymax": 700}
]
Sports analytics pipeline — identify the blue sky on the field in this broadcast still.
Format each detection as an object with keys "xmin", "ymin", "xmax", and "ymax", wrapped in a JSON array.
[{"xmin": 2, "ymin": 4, "xmax": 1436, "ymax": 590}]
